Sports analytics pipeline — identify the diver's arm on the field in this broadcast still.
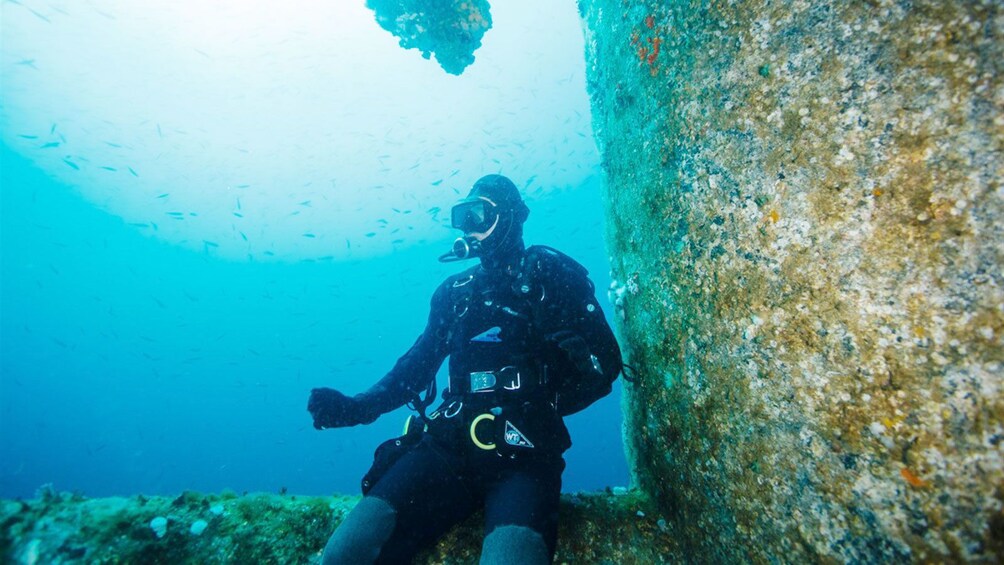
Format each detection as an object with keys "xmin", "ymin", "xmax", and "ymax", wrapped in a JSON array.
[
  {"xmin": 544, "ymin": 270, "xmax": 623, "ymax": 417},
  {"xmin": 352, "ymin": 282, "xmax": 451, "ymax": 420}
]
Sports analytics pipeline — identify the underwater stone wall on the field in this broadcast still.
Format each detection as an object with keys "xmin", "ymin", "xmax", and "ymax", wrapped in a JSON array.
[{"xmin": 581, "ymin": 0, "xmax": 1002, "ymax": 562}]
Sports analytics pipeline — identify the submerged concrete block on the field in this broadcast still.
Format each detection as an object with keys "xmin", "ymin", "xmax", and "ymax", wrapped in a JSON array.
[{"xmin": 581, "ymin": 0, "xmax": 1002, "ymax": 562}]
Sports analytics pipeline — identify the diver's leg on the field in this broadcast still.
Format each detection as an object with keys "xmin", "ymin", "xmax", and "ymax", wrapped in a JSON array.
[
  {"xmin": 479, "ymin": 457, "xmax": 565, "ymax": 565},
  {"xmin": 321, "ymin": 495, "xmax": 396, "ymax": 565},
  {"xmin": 321, "ymin": 437, "xmax": 479, "ymax": 564}
]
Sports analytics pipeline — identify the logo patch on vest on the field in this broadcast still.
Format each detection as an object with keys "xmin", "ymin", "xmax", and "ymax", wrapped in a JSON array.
[
  {"xmin": 470, "ymin": 326, "xmax": 502, "ymax": 343},
  {"xmin": 504, "ymin": 421, "xmax": 534, "ymax": 448}
]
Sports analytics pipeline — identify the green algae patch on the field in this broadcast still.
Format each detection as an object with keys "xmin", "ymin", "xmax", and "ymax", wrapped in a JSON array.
[
  {"xmin": 0, "ymin": 489, "xmax": 680, "ymax": 563},
  {"xmin": 0, "ymin": 488, "xmax": 348, "ymax": 564}
]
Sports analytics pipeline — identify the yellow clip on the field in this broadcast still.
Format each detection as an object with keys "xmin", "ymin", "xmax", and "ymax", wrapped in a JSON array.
[
  {"xmin": 470, "ymin": 413, "xmax": 496, "ymax": 450},
  {"xmin": 402, "ymin": 414, "xmax": 427, "ymax": 435}
]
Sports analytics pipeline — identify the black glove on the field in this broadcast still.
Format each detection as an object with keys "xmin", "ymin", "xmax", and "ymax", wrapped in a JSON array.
[
  {"xmin": 547, "ymin": 330, "xmax": 602, "ymax": 376},
  {"xmin": 307, "ymin": 388, "xmax": 377, "ymax": 430}
]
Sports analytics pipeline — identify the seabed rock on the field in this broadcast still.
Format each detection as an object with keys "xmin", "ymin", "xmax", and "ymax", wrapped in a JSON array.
[{"xmin": 0, "ymin": 489, "xmax": 679, "ymax": 563}]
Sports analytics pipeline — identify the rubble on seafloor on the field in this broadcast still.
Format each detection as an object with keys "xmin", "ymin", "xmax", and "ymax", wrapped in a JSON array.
[{"xmin": 0, "ymin": 487, "xmax": 681, "ymax": 563}]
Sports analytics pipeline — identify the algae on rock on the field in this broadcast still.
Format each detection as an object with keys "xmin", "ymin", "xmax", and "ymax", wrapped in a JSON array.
[
  {"xmin": 581, "ymin": 0, "xmax": 1002, "ymax": 562},
  {"xmin": 0, "ymin": 489, "xmax": 678, "ymax": 563}
]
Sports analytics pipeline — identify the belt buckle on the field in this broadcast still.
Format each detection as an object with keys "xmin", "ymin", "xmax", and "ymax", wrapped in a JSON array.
[{"xmin": 470, "ymin": 371, "xmax": 497, "ymax": 393}]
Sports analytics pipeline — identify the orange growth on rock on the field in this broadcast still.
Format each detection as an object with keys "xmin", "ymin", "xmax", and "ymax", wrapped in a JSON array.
[
  {"xmin": 645, "ymin": 15, "xmax": 655, "ymax": 28},
  {"xmin": 648, "ymin": 37, "xmax": 662, "ymax": 65},
  {"xmin": 768, "ymin": 209, "xmax": 780, "ymax": 223},
  {"xmin": 638, "ymin": 46, "xmax": 649, "ymax": 62},
  {"xmin": 900, "ymin": 467, "xmax": 928, "ymax": 488}
]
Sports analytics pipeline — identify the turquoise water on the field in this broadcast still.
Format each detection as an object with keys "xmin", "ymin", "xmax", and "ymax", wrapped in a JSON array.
[{"xmin": 0, "ymin": 1, "xmax": 628, "ymax": 498}]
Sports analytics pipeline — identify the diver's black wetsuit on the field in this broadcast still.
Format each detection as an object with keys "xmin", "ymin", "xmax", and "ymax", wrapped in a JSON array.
[
  {"xmin": 311, "ymin": 174, "xmax": 622, "ymax": 564},
  {"xmin": 347, "ymin": 245, "xmax": 622, "ymax": 562}
]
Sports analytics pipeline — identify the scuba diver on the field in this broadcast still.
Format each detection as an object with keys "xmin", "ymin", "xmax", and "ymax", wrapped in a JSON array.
[{"xmin": 308, "ymin": 174, "xmax": 623, "ymax": 564}]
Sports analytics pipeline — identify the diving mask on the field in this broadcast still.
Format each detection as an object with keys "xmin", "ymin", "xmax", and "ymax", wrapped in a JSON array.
[{"xmin": 451, "ymin": 199, "xmax": 498, "ymax": 234}]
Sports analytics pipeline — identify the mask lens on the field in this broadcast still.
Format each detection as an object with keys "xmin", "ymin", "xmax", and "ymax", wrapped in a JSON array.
[{"xmin": 451, "ymin": 201, "xmax": 496, "ymax": 232}]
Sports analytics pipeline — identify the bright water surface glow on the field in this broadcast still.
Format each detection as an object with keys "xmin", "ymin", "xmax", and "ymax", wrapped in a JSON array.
[{"xmin": 0, "ymin": 0, "xmax": 629, "ymax": 498}]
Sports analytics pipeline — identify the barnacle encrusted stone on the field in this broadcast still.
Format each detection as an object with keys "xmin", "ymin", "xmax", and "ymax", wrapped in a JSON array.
[{"xmin": 581, "ymin": 0, "xmax": 1002, "ymax": 562}]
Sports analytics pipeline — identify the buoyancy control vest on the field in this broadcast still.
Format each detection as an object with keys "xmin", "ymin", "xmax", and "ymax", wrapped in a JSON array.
[{"xmin": 422, "ymin": 245, "xmax": 612, "ymax": 455}]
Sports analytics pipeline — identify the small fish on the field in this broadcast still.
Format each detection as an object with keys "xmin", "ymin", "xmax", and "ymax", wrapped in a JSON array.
[
  {"xmin": 233, "ymin": 212, "xmax": 243, "ymax": 218},
  {"xmin": 27, "ymin": 7, "xmax": 50, "ymax": 22},
  {"xmin": 40, "ymin": 142, "xmax": 60, "ymax": 148},
  {"xmin": 127, "ymin": 167, "xmax": 138, "ymax": 177},
  {"xmin": 129, "ymin": 223, "xmax": 149, "ymax": 228},
  {"xmin": 302, "ymin": 233, "xmax": 316, "ymax": 238},
  {"xmin": 100, "ymin": 166, "xmax": 117, "ymax": 172},
  {"xmin": 156, "ymin": 124, "xmax": 163, "ymax": 138},
  {"xmin": 365, "ymin": 232, "xmax": 376, "ymax": 238},
  {"xmin": 299, "ymin": 200, "xmax": 311, "ymax": 207},
  {"xmin": 431, "ymin": 179, "xmax": 443, "ymax": 186},
  {"xmin": 427, "ymin": 207, "xmax": 441, "ymax": 215},
  {"xmin": 236, "ymin": 184, "xmax": 250, "ymax": 188},
  {"xmin": 104, "ymin": 141, "xmax": 122, "ymax": 148},
  {"xmin": 18, "ymin": 134, "xmax": 38, "ymax": 139},
  {"xmin": 62, "ymin": 158, "xmax": 79, "ymax": 170},
  {"xmin": 239, "ymin": 231, "xmax": 248, "ymax": 241},
  {"xmin": 392, "ymin": 239, "xmax": 404, "ymax": 244},
  {"xmin": 156, "ymin": 193, "xmax": 169, "ymax": 199},
  {"xmin": 167, "ymin": 211, "xmax": 184, "ymax": 217}
]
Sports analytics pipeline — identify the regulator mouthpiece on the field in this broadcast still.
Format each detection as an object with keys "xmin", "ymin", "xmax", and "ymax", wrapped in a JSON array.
[{"xmin": 438, "ymin": 236, "xmax": 481, "ymax": 263}]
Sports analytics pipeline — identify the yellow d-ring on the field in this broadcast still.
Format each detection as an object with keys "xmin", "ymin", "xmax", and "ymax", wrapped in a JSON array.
[{"xmin": 469, "ymin": 413, "xmax": 496, "ymax": 450}]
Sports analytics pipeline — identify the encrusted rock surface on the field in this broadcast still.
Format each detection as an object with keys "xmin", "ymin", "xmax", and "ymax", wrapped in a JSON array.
[
  {"xmin": 582, "ymin": 0, "xmax": 1002, "ymax": 562},
  {"xmin": 366, "ymin": 0, "xmax": 492, "ymax": 75},
  {"xmin": 0, "ymin": 488, "xmax": 679, "ymax": 563}
]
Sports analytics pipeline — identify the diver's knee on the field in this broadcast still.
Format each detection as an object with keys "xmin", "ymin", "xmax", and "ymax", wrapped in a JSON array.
[
  {"xmin": 321, "ymin": 496, "xmax": 397, "ymax": 565},
  {"xmin": 480, "ymin": 525, "xmax": 550, "ymax": 565}
]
